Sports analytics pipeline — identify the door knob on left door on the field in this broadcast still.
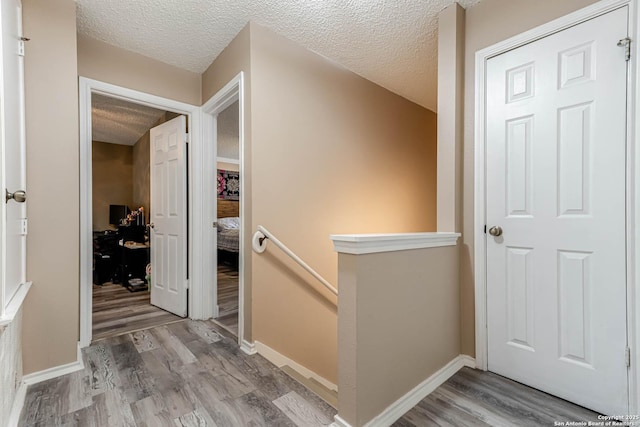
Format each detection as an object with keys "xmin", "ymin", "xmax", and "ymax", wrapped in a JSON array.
[
  {"xmin": 6, "ymin": 189, "xmax": 26, "ymax": 203},
  {"xmin": 489, "ymin": 226, "xmax": 503, "ymax": 237}
]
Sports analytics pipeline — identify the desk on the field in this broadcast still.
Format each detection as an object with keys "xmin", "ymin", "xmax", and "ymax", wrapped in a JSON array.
[
  {"xmin": 119, "ymin": 242, "xmax": 150, "ymax": 286},
  {"xmin": 93, "ymin": 231, "xmax": 120, "ymax": 285}
]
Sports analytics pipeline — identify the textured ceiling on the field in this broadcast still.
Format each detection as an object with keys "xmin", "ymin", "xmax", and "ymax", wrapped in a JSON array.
[
  {"xmin": 92, "ymin": 94, "xmax": 166, "ymax": 146},
  {"xmin": 76, "ymin": 0, "xmax": 481, "ymax": 111}
]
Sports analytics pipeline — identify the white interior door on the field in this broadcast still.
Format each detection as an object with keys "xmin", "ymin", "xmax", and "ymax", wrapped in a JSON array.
[
  {"xmin": 150, "ymin": 115, "xmax": 187, "ymax": 317},
  {"xmin": 486, "ymin": 7, "xmax": 629, "ymax": 415},
  {"xmin": 1, "ymin": 0, "xmax": 26, "ymax": 310}
]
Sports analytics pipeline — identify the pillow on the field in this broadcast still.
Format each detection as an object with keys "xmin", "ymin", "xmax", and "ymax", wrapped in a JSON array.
[{"xmin": 217, "ymin": 217, "xmax": 240, "ymax": 230}]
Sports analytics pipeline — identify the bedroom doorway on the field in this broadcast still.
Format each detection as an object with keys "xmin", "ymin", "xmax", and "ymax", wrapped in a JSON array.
[
  {"xmin": 90, "ymin": 94, "xmax": 186, "ymax": 341},
  {"xmin": 200, "ymin": 73, "xmax": 246, "ymax": 346},
  {"xmin": 79, "ymin": 78, "xmax": 203, "ymax": 348},
  {"xmin": 213, "ymin": 100, "xmax": 241, "ymax": 336}
]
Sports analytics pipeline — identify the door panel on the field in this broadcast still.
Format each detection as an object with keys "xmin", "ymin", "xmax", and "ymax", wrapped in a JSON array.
[
  {"xmin": 1, "ymin": 0, "xmax": 26, "ymax": 306},
  {"xmin": 150, "ymin": 116, "xmax": 187, "ymax": 317},
  {"xmin": 486, "ymin": 7, "xmax": 628, "ymax": 415}
]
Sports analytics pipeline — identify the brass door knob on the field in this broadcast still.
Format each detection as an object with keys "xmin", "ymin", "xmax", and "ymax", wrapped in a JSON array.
[{"xmin": 6, "ymin": 189, "xmax": 26, "ymax": 203}]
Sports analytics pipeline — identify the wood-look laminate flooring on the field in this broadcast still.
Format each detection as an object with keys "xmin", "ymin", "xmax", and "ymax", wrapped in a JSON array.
[
  {"xmin": 393, "ymin": 367, "xmax": 601, "ymax": 426},
  {"xmin": 92, "ymin": 283, "xmax": 184, "ymax": 342},
  {"xmin": 19, "ymin": 320, "xmax": 336, "ymax": 426},
  {"xmin": 215, "ymin": 264, "xmax": 239, "ymax": 336},
  {"xmin": 19, "ymin": 315, "xmax": 604, "ymax": 427}
]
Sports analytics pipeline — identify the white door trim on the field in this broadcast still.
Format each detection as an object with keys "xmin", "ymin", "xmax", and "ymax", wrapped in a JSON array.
[
  {"xmin": 200, "ymin": 73, "xmax": 246, "ymax": 347},
  {"xmin": 473, "ymin": 0, "xmax": 639, "ymax": 413},
  {"xmin": 78, "ymin": 77, "xmax": 205, "ymax": 347}
]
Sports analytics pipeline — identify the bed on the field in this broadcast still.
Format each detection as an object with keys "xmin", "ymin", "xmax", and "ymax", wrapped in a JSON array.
[
  {"xmin": 217, "ymin": 200, "xmax": 240, "ymax": 267},
  {"xmin": 217, "ymin": 217, "xmax": 239, "ymax": 253}
]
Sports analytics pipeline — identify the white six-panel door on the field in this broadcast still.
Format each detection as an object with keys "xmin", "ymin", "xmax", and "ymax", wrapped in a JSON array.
[
  {"xmin": 150, "ymin": 116, "xmax": 187, "ymax": 317},
  {"xmin": 1, "ymin": 0, "xmax": 26, "ymax": 309},
  {"xmin": 486, "ymin": 7, "xmax": 629, "ymax": 415}
]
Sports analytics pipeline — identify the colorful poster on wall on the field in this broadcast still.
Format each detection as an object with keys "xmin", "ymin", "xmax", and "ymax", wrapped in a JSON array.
[{"xmin": 217, "ymin": 169, "xmax": 240, "ymax": 200}]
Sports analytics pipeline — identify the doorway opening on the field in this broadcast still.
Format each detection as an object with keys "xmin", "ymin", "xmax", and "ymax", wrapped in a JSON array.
[
  {"xmin": 79, "ymin": 78, "xmax": 202, "ymax": 348},
  {"xmin": 212, "ymin": 100, "xmax": 240, "ymax": 336},
  {"xmin": 90, "ymin": 94, "xmax": 185, "ymax": 341},
  {"xmin": 200, "ymin": 73, "xmax": 246, "ymax": 347}
]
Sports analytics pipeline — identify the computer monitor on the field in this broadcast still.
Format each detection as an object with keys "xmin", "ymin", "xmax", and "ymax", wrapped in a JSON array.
[{"xmin": 109, "ymin": 204, "xmax": 129, "ymax": 226}]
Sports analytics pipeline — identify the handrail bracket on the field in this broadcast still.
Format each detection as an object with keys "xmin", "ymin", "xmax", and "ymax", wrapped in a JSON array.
[{"xmin": 252, "ymin": 226, "xmax": 338, "ymax": 296}]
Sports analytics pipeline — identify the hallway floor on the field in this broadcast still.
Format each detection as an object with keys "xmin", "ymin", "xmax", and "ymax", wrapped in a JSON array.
[
  {"xmin": 19, "ymin": 320, "xmax": 335, "ymax": 426},
  {"xmin": 393, "ymin": 367, "xmax": 600, "ymax": 426},
  {"xmin": 92, "ymin": 282, "xmax": 183, "ymax": 341},
  {"xmin": 19, "ymin": 319, "xmax": 602, "ymax": 426},
  {"xmin": 215, "ymin": 263, "xmax": 239, "ymax": 336}
]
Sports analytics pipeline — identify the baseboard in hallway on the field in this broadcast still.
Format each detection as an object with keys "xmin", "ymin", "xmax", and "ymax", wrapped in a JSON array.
[
  {"xmin": 252, "ymin": 340, "xmax": 338, "ymax": 405},
  {"xmin": 281, "ymin": 365, "xmax": 338, "ymax": 409}
]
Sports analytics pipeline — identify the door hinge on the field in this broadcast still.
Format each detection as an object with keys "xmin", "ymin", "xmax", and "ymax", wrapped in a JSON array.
[
  {"xmin": 626, "ymin": 347, "xmax": 631, "ymax": 367},
  {"xmin": 618, "ymin": 37, "xmax": 632, "ymax": 61},
  {"xmin": 185, "ymin": 133, "xmax": 189, "ymax": 144},
  {"xmin": 18, "ymin": 37, "xmax": 29, "ymax": 57},
  {"xmin": 184, "ymin": 279, "xmax": 189, "ymax": 290}
]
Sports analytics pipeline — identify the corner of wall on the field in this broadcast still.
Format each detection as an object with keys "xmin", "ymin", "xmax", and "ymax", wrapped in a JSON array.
[{"xmin": 22, "ymin": 0, "xmax": 81, "ymax": 375}]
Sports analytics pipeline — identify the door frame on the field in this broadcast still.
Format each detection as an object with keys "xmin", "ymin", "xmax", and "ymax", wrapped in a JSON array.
[
  {"xmin": 473, "ymin": 0, "xmax": 640, "ymax": 413},
  {"xmin": 78, "ymin": 77, "xmax": 206, "ymax": 347},
  {"xmin": 200, "ymin": 73, "xmax": 247, "ymax": 348},
  {"xmin": 0, "ymin": 0, "xmax": 27, "ymax": 316}
]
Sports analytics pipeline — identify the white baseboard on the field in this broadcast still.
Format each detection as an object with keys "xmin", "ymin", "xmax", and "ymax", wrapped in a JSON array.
[
  {"xmin": 459, "ymin": 354, "xmax": 477, "ymax": 369},
  {"xmin": 330, "ymin": 415, "xmax": 351, "ymax": 427},
  {"xmin": 23, "ymin": 343, "xmax": 84, "ymax": 386},
  {"xmin": 240, "ymin": 339, "xmax": 257, "ymax": 355},
  {"xmin": 364, "ymin": 355, "xmax": 475, "ymax": 426},
  {"xmin": 332, "ymin": 354, "xmax": 477, "ymax": 427},
  {"xmin": 254, "ymin": 340, "xmax": 338, "ymax": 392},
  {"xmin": 6, "ymin": 381, "xmax": 27, "ymax": 427}
]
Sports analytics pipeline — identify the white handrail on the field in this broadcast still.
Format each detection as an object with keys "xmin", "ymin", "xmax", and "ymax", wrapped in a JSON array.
[{"xmin": 252, "ymin": 225, "xmax": 338, "ymax": 296}]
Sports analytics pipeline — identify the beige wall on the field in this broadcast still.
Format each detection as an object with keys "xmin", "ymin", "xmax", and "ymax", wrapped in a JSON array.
[
  {"xmin": 437, "ymin": 3, "xmax": 465, "ymax": 233},
  {"xmin": 460, "ymin": 0, "xmax": 600, "ymax": 356},
  {"xmin": 77, "ymin": 34, "xmax": 201, "ymax": 105},
  {"xmin": 217, "ymin": 161, "xmax": 240, "ymax": 172},
  {"xmin": 202, "ymin": 24, "xmax": 254, "ymax": 340},
  {"xmin": 22, "ymin": 1, "xmax": 201, "ymax": 374},
  {"xmin": 249, "ymin": 23, "xmax": 437, "ymax": 384},
  {"xmin": 217, "ymin": 100, "xmax": 240, "ymax": 160},
  {"xmin": 132, "ymin": 132, "xmax": 149, "ymax": 221},
  {"xmin": 92, "ymin": 141, "xmax": 134, "ymax": 230},
  {"xmin": 22, "ymin": 0, "xmax": 80, "ymax": 374},
  {"xmin": 337, "ymin": 246, "xmax": 460, "ymax": 426},
  {"xmin": 202, "ymin": 25, "xmax": 251, "ymax": 101}
]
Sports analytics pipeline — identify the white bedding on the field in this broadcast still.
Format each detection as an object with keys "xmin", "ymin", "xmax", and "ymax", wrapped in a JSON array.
[
  {"xmin": 217, "ymin": 216, "xmax": 239, "ymax": 230},
  {"xmin": 217, "ymin": 217, "xmax": 239, "ymax": 253}
]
